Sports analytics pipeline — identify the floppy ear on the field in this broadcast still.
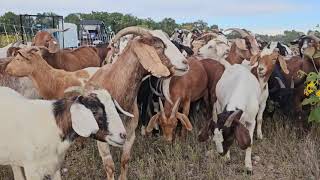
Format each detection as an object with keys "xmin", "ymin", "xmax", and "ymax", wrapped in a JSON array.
[
  {"xmin": 146, "ymin": 113, "xmax": 160, "ymax": 133},
  {"xmin": 132, "ymin": 40, "xmax": 170, "ymax": 77},
  {"xmin": 277, "ymin": 55, "xmax": 289, "ymax": 74},
  {"xmin": 234, "ymin": 39, "xmax": 248, "ymax": 51},
  {"xmin": 176, "ymin": 112, "xmax": 193, "ymax": 131},
  {"xmin": 70, "ymin": 102, "xmax": 99, "ymax": 137},
  {"xmin": 48, "ymin": 39, "xmax": 59, "ymax": 53},
  {"xmin": 234, "ymin": 121, "xmax": 251, "ymax": 150}
]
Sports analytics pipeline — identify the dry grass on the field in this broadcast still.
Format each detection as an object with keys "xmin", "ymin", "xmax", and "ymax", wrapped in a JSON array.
[{"xmin": 0, "ymin": 116, "xmax": 319, "ymax": 180}]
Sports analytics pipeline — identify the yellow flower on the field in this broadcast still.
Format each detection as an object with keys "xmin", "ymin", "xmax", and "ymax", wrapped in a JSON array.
[
  {"xmin": 305, "ymin": 81, "xmax": 316, "ymax": 94},
  {"xmin": 316, "ymin": 90, "xmax": 320, "ymax": 97},
  {"xmin": 304, "ymin": 89, "xmax": 310, "ymax": 96}
]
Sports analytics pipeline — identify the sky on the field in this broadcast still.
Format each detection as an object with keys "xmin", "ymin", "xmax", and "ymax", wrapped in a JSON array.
[{"xmin": 1, "ymin": 0, "xmax": 319, "ymax": 35}]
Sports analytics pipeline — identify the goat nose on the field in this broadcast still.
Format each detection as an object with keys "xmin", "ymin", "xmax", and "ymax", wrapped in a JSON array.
[
  {"xmin": 120, "ymin": 133, "xmax": 127, "ymax": 140},
  {"xmin": 182, "ymin": 60, "xmax": 188, "ymax": 64},
  {"xmin": 258, "ymin": 67, "xmax": 263, "ymax": 71}
]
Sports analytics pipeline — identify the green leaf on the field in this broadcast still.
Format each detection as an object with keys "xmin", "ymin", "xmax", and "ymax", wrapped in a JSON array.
[
  {"xmin": 302, "ymin": 96, "xmax": 320, "ymax": 105},
  {"xmin": 306, "ymin": 72, "xmax": 319, "ymax": 82},
  {"xmin": 308, "ymin": 108, "xmax": 320, "ymax": 123}
]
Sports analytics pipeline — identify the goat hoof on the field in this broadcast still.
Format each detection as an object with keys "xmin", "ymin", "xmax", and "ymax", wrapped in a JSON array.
[{"xmin": 246, "ymin": 169, "xmax": 253, "ymax": 175}]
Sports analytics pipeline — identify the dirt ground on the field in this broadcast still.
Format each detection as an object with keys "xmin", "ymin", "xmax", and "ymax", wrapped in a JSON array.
[{"xmin": 1, "ymin": 115, "xmax": 319, "ymax": 180}]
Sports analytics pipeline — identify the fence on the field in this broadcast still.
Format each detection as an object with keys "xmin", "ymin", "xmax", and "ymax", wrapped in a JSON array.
[{"xmin": 0, "ymin": 23, "xmax": 40, "ymax": 47}]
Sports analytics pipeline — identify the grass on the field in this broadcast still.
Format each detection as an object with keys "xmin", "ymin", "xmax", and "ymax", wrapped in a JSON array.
[{"xmin": 0, "ymin": 114, "xmax": 319, "ymax": 180}]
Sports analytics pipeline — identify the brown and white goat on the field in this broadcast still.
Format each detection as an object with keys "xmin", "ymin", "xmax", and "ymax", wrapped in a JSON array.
[
  {"xmin": 85, "ymin": 26, "xmax": 189, "ymax": 180},
  {"xmin": 5, "ymin": 48, "xmax": 99, "ymax": 100},
  {"xmin": 224, "ymin": 28, "xmax": 260, "ymax": 65},
  {"xmin": 146, "ymin": 59, "xmax": 208, "ymax": 142},
  {"xmin": 32, "ymin": 30, "xmax": 101, "ymax": 71}
]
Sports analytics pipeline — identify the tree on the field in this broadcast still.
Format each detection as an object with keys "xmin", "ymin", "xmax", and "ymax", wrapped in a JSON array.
[
  {"xmin": 0, "ymin": 12, "xmax": 19, "ymax": 32},
  {"xmin": 159, "ymin": 18, "xmax": 179, "ymax": 34},
  {"xmin": 65, "ymin": 13, "xmax": 81, "ymax": 26}
]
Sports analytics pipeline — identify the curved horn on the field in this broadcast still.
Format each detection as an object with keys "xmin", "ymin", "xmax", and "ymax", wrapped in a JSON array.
[
  {"xmin": 224, "ymin": 28, "xmax": 250, "ymax": 38},
  {"xmin": 110, "ymin": 26, "xmax": 153, "ymax": 46},
  {"xmin": 113, "ymin": 99, "xmax": 134, "ymax": 118},
  {"xmin": 196, "ymin": 32, "xmax": 218, "ymax": 41},
  {"xmin": 45, "ymin": 28, "xmax": 69, "ymax": 34},
  {"xmin": 305, "ymin": 34, "xmax": 320, "ymax": 43},
  {"xmin": 274, "ymin": 77, "xmax": 286, "ymax": 89},
  {"xmin": 290, "ymin": 78, "xmax": 294, "ymax": 89},
  {"xmin": 159, "ymin": 97, "xmax": 166, "ymax": 120},
  {"xmin": 170, "ymin": 98, "xmax": 181, "ymax": 118},
  {"xmin": 224, "ymin": 109, "xmax": 242, "ymax": 127}
]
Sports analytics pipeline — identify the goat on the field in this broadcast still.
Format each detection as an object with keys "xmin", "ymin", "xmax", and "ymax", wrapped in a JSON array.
[
  {"xmin": 32, "ymin": 29, "xmax": 101, "ymax": 71},
  {"xmin": 0, "ymin": 86, "xmax": 126, "ymax": 180},
  {"xmin": 224, "ymin": 28, "xmax": 260, "ymax": 65},
  {"xmin": 5, "ymin": 47, "xmax": 100, "ymax": 100},
  {"xmin": 0, "ymin": 57, "xmax": 40, "ymax": 99},
  {"xmin": 85, "ymin": 26, "xmax": 189, "ymax": 179},
  {"xmin": 200, "ymin": 63, "xmax": 260, "ymax": 173},
  {"xmin": 194, "ymin": 32, "xmax": 230, "ymax": 62},
  {"xmin": 146, "ymin": 58, "xmax": 208, "ymax": 142}
]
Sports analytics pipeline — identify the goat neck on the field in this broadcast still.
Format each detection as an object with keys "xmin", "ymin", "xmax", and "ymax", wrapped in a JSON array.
[
  {"xmin": 226, "ymin": 43, "xmax": 246, "ymax": 65},
  {"xmin": 103, "ymin": 49, "xmax": 147, "ymax": 111},
  {"xmin": 30, "ymin": 60, "xmax": 80, "ymax": 99}
]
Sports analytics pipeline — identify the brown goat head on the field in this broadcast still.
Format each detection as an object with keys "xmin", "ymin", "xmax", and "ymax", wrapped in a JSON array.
[
  {"xmin": 146, "ymin": 98, "xmax": 192, "ymax": 142},
  {"xmin": 5, "ymin": 48, "xmax": 41, "ymax": 77},
  {"xmin": 251, "ymin": 51, "xmax": 289, "ymax": 80},
  {"xmin": 32, "ymin": 31, "xmax": 59, "ymax": 53}
]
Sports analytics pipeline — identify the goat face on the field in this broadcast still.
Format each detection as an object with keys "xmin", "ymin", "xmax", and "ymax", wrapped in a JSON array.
[
  {"xmin": 146, "ymin": 98, "xmax": 192, "ymax": 142},
  {"xmin": 251, "ymin": 51, "xmax": 289, "ymax": 78},
  {"xmin": 150, "ymin": 30, "xmax": 189, "ymax": 76},
  {"xmin": 32, "ymin": 31, "xmax": 59, "ymax": 53},
  {"xmin": 73, "ymin": 89, "xmax": 127, "ymax": 146},
  {"xmin": 5, "ymin": 50, "xmax": 38, "ymax": 77},
  {"xmin": 198, "ymin": 39, "xmax": 230, "ymax": 60}
]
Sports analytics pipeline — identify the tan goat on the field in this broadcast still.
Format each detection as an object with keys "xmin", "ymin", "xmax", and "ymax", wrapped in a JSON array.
[
  {"xmin": 5, "ymin": 48, "xmax": 99, "ymax": 100},
  {"xmin": 32, "ymin": 30, "xmax": 102, "ymax": 71},
  {"xmin": 85, "ymin": 26, "xmax": 189, "ymax": 180}
]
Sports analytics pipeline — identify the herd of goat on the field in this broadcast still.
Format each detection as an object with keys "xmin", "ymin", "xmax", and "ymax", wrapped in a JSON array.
[{"xmin": 0, "ymin": 26, "xmax": 319, "ymax": 180}]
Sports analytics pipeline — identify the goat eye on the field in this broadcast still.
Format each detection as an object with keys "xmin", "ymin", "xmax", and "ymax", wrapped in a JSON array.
[{"xmin": 208, "ymin": 45, "xmax": 213, "ymax": 49}]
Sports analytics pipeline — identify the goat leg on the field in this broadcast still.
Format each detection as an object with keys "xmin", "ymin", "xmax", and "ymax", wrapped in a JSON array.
[
  {"xmin": 119, "ymin": 101, "xmax": 139, "ymax": 180},
  {"xmin": 180, "ymin": 100, "xmax": 191, "ymax": 140},
  {"xmin": 97, "ymin": 142, "xmax": 115, "ymax": 180}
]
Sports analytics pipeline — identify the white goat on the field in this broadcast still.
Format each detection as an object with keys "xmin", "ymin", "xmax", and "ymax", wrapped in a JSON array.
[
  {"xmin": 198, "ymin": 34, "xmax": 230, "ymax": 61},
  {"xmin": 213, "ymin": 63, "xmax": 260, "ymax": 173},
  {"xmin": 0, "ymin": 87, "xmax": 127, "ymax": 180}
]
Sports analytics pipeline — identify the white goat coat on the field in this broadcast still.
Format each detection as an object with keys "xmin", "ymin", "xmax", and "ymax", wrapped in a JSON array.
[
  {"xmin": 0, "ymin": 87, "xmax": 69, "ymax": 175},
  {"xmin": 216, "ymin": 64, "xmax": 260, "ymax": 121}
]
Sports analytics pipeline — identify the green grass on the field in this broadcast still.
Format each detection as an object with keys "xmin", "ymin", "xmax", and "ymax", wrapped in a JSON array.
[{"xmin": 0, "ymin": 116, "xmax": 319, "ymax": 180}]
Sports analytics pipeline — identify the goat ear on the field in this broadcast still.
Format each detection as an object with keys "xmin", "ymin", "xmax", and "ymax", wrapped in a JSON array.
[
  {"xmin": 278, "ymin": 55, "xmax": 289, "ymax": 74},
  {"xmin": 132, "ymin": 40, "xmax": 170, "ymax": 77},
  {"xmin": 146, "ymin": 113, "xmax": 160, "ymax": 133},
  {"xmin": 70, "ymin": 103, "xmax": 99, "ymax": 137},
  {"xmin": 48, "ymin": 39, "xmax": 59, "ymax": 53},
  {"xmin": 176, "ymin": 112, "xmax": 193, "ymax": 131},
  {"xmin": 234, "ymin": 39, "xmax": 248, "ymax": 51},
  {"xmin": 234, "ymin": 121, "xmax": 251, "ymax": 150}
]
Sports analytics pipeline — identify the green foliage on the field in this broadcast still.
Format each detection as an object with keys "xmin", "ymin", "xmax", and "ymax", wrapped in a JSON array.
[{"xmin": 302, "ymin": 72, "xmax": 320, "ymax": 123}]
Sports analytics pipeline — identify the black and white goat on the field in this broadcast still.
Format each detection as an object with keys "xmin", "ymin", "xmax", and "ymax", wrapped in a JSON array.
[{"xmin": 0, "ymin": 87, "xmax": 126, "ymax": 180}]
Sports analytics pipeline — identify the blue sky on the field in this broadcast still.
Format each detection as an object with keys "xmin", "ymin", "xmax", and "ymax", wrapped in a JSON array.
[{"xmin": 1, "ymin": 0, "xmax": 319, "ymax": 35}]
